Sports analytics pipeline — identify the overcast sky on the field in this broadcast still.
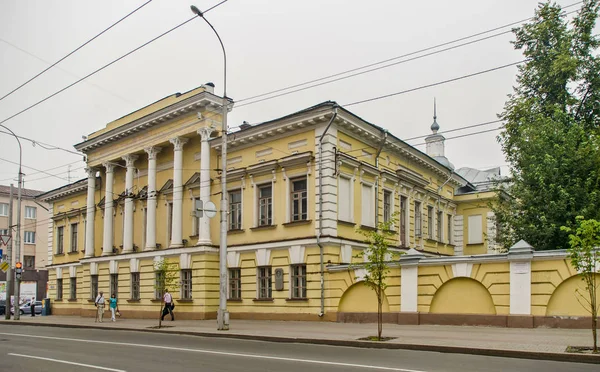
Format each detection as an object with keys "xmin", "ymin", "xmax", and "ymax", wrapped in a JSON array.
[{"xmin": 0, "ymin": 0, "xmax": 585, "ymax": 192}]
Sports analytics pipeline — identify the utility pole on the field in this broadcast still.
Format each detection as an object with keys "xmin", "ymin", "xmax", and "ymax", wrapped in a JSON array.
[
  {"xmin": 4, "ymin": 184, "xmax": 13, "ymax": 319},
  {"xmin": 13, "ymin": 171, "xmax": 22, "ymax": 321}
]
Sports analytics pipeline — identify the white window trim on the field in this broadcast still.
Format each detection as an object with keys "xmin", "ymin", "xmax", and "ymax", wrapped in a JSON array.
[
  {"xmin": 254, "ymin": 181, "xmax": 274, "ymax": 227},
  {"xmin": 24, "ymin": 231, "xmax": 36, "ymax": 244},
  {"xmin": 399, "ymin": 194, "xmax": 410, "ymax": 246},
  {"xmin": 0, "ymin": 203, "xmax": 8, "ymax": 217},
  {"xmin": 360, "ymin": 181, "xmax": 375, "ymax": 227},
  {"xmin": 24, "ymin": 206, "xmax": 37, "ymax": 219},
  {"xmin": 382, "ymin": 187, "xmax": 395, "ymax": 229},
  {"xmin": 414, "ymin": 200, "xmax": 423, "ymax": 239},
  {"xmin": 227, "ymin": 187, "xmax": 243, "ymax": 230},
  {"xmin": 287, "ymin": 173, "xmax": 309, "ymax": 223},
  {"xmin": 468, "ymin": 214, "xmax": 484, "ymax": 244},
  {"xmin": 338, "ymin": 173, "xmax": 354, "ymax": 223}
]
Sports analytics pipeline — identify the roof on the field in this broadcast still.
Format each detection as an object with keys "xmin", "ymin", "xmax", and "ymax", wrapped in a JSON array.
[
  {"xmin": 0, "ymin": 185, "xmax": 45, "ymax": 199},
  {"xmin": 455, "ymin": 167, "xmax": 506, "ymax": 193}
]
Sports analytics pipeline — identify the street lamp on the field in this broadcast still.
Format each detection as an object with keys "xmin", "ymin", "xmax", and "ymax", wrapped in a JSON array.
[
  {"xmin": 0, "ymin": 124, "xmax": 23, "ymax": 321},
  {"xmin": 190, "ymin": 4, "xmax": 230, "ymax": 330}
]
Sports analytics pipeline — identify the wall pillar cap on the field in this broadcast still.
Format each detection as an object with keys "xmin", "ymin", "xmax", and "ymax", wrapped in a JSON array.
[
  {"xmin": 400, "ymin": 248, "xmax": 425, "ymax": 266},
  {"xmin": 508, "ymin": 239, "xmax": 534, "ymax": 261}
]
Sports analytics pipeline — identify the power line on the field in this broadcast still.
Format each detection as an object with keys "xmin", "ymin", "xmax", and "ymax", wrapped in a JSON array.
[
  {"xmin": 0, "ymin": 130, "xmax": 83, "ymax": 157},
  {"xmin": 0, "ymin": 0, "xmax": 153, "ymax": 102},
  {"xmin": 0, "ymin": 0, "xmax": 228, "ymax": 128}
]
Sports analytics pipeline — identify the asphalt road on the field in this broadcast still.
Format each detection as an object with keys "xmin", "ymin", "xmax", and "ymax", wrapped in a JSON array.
[{"xmin": 0, "ymin": 324, "xmax": 596, "ymax": 372}]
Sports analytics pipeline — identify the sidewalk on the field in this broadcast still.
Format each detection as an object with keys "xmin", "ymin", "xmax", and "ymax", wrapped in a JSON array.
[{"xmin": 1, "ymin": 315, "xmax": 598, "ymax": 364}]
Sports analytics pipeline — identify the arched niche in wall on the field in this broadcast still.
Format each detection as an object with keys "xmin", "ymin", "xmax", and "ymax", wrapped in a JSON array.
[
  {"xmin": 546, "ymin": 273, "xmax": 600, "ymax": 317},
  {"xmin": 429, "ymin": 277, "xmax": 496, "ymax": 315},
  {"xmin": 338, "ymin": 282, "xmax": 390, "ymax": 313}
]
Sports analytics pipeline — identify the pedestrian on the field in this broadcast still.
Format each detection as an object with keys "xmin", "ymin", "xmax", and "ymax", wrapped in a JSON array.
[
  {"xmin": 161, "ymin": 289, "xmax": 174, "ymax": 321},
  {"xmin": 95, "ymin": 291, "xmax": 105, "ymax": 323},
  {"xmin": 109, "ymin": 293, "xmax": 118, "ymax": 322},
  {"xmin": 30, "ymin": 297, "xmax": 35, "ymax": 317}
]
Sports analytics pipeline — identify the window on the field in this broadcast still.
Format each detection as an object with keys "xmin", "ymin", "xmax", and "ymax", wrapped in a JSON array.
[
  {"xmin": 291, "ymin": 178, "xmax": 308, "ymax": 221},
  {"xmin": 468, "ymin": 215, "xmax": 483, "ymax": 244},
  {"xmin": 361, "ymin": 184, "xmax": 374, "ymax": 227},
  {"xmin": 400, "ymin": 196, "xmax": 407, "ymax": 246},
  {"xmin": 70, "ymin": 223, "xmax": 78, "ymax": 252},
  {"xmin": 258, "ymin": 185, "xmax": 273, "ymax": 226},
  {"xmin": 167, "ymin": 202, "xmax": 173, "ymax": 241},
  {"xmin": 131, "ymin": 272, "xmax": 140, "ymax": 300},
  {"xmin": 338, "ymin": 176, "xmax": 352, "ymax": 222},
  {"xmin": 90, "ymin": 275, "xmax": 99, "ymax": 299},
  {"xmin": 414, "ymin": 202, "xmax": 422, "ymax": 237},
  {"xmin": 142, "ymin": 208, "xmax": 148, "ymax": 248},
  {"xmin": 257, "ymin": 266, "xmax": 272, "ymax": 299},
  {"xmin": 192, "ymin": 199, "xmax": 200, "ymax": 236},
  {"xmin": 57, "ymin": 226, "xmax": 64, "ymax": 254},
  {"xmin": 56, "ymin": 278, "xmax": 63, "ymax": 300},
  {"xmin": 0, "ymin": 229, "xmax": 9, "ymax": 237},
  {"xmin": 154, "ymin": 271, "xmax": 165, "ymax": 300},
  {"xmin": 229, "ymin": 190, "xmax": 242, "ymax": 230},
  {"xmin": 70, "ymin": 277, "xmax": 77, "ymax": 300},
  {"xmin": 291, "ymin": 264, "xmax": 307, "ymax": 299},
  {"xmin": 181, "ymin": 269, "xmax": 192, "ymax": 300},
  {"xmin": 229, "ymin": 268, "xmax": 241, "ymax": 300},
  {"xmin": 383, "ymin": 190, "xmax": 392, "ymax": 224},
  {"xmin": 427, "ymin": 206, "xmax": 434, "ymax": 239},
  {"xmin": 0, "ymin": 203, "xmax": 7, "ymax": 216},
  {"xmin": 437, "ymin": 211, "xmax": 443, "ymax": 241},
  {"xmin": 25, "ymin": 206, "xmax": 37, "ymax": 219},
  {"xmin": 24, "ymin": 231, "xmax": 35, "ymax": 244},
  {"xmin": 447, "ymin": 214, "xmax": 453, "ymax": 244},
  {"xmin": 110, "ymin": 274, "xmax": 118, "ymax": 298},
  {"xmin": 24, "ymin": 255, "xmax": 35, "ymax": 269}
]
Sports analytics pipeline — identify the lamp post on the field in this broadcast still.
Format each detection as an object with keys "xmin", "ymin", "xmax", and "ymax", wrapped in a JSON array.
[
  {"xmin": 190, "ymin": 4, "xmax": 230, "ymax": 330},
  {"xmin": 0, "ymin": 124, "xmax": 23, "ymax": 321}
]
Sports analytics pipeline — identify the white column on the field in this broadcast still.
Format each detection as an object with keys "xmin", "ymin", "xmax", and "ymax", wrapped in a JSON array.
[
  {"xmin": 400, "ymin": 249, "xmax": 424, "ymax": 312},
  {"xmin": 197, "ymin": 127, "xmax": 214, "ymax": 245},
  {"xmin": 169, "ymin": 137, "xmax": 188, "ymax": 248},
  {"xmin": 84, "ymin": 167, "xmax": 96, "ymax": 258},
  {"xmin": 122, "ymin": 154, "xmax": 138, "ymax": 253},
  {"xmin": 509, "ymin": 240, "xmax": 533, "ymax": 315},
  {"xmin": 144, "ymin": 146, "xmax": 161, "ymax": 251},
  {"xmin": 102, "ymin": 162, "xmax": 116, "ymax": 256}
]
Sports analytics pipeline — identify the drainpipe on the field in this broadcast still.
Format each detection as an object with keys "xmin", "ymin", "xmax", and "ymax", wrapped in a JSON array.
[
  {"xmin": 374, "ymin": 130, "xmax": 388, "ymax": 227},
  {"xmin": 317, "ymin": 106, "xmax": 338, "ymax": 317}
]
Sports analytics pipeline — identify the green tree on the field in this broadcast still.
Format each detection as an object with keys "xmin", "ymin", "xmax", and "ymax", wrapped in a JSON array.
[
  {"xmin": 494, "ymin": 0, "xmax": 600, "ymax": 251},
  {"xmin": 354, "ymin": 216, "xmax": 402, "ymax": 341},
  {"xmin": 154, "ymin": 258, "xmax": 179, "ymax": 329},
  {"xmin": 561, "ymin": 217, "xmax": 600, "ymax": 353}
]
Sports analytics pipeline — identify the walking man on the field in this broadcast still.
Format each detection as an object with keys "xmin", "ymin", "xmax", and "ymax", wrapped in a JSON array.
[
  {"xmin": 161, "ymin": 289, "xmax": 174, "ymax": 321},
  {"xmin": 95, "ymin": 291, "xmax": 105, "ymax": 323}
]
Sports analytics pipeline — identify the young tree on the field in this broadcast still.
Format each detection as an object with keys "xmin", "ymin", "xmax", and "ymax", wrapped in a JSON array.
[
  {"xmin": 354, "ymin": 217, "xmax": 402, "ymax": 341},
  {"xmin": 562, "ymin": 217, "xmax": 600, "ymax": 353},
  {"xmin": 494, "ymin": 0, "xmax": 600, "ymax": 250},
  {"xmin": 154, "ymin": 258, "xmax": 179, "ymax": 329}
]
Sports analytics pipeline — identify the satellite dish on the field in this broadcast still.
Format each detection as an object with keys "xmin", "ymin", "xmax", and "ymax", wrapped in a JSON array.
[{"xmin": 204, "ymin": 201, "xmax": 217, "ymax": 219}]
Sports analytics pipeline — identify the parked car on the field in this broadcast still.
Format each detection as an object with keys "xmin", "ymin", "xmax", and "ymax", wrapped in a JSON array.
[{"xmin": 11, "ymin": 301, "xmax": 42, "ymax": 315}]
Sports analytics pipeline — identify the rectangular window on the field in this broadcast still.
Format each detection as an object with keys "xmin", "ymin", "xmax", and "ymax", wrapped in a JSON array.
[
  {"xmin": 167, "ymin": 202, "xmax": 173, "ymax": 241},
  {"xmin": 258, "ymin": 185, "xmax": 273, "ymax": 226},
  {"xmin": 25, "ymin": 206, "xmax": 37, "ymax": 219},
  {"xmin": 181, "ymin": 269, "xmax": 192, "ymax": 300},
  {"xmin": 24, "ymin": 255, "xmax": 35, "ymax": 269},
  {"xmin": 154, "ymin": 271, "xmax": 165, "ymax": 300},
  {"xmin": 90, "ymin": 275, "xmax": 98, "ymax": 299},
  {"xmin": 447, "ymin": 214, "xmax": 453, "ymax": 244},
  {"xmin": 0, "ymin": 203, "xmax": 8, "ymax": 216},
  {"xmin": 142, "ymin": 208, "xmax": 148, "ymax": 248},
  {"xmin": 437, "ymin": 211, "xmax": 443, "ymax": 241},
  {"xmin": 229, "ymin": 190, "xmax": 242, "ymax": 230},
  {"xmin": 468, "ymin": 215, "xmax": 483, "ymax": 244},
  {"xmin": 70, "ymin": 223, "xmax": 78, "ymax": 252},
  {"xmin": 70, "ymin": 277, "xmax": 77, "ymax": 300},
  {"xmin": 110, "ymin": 274, "xmax": 118, "ymax": 298},
  {"xmin": 427, "ymin": 206, "xmax": 434, "ymax": 239},
  {"xmin": 57, "ymin": 226, "xmax": 64, "ymax": 254},
  {"xmin": 24, "ymin": 231, "xmax": 35, "ymax": 244},
  {"xmin": 291, "ymin": 178, "xmax": 308, "ymax": 221},
  {"xmin": 361, "ymin": 184, "xmax": 374, "ymax": 227},
  {"xmin": 383, "ymin": 190, "xmax": 392, "ymax": 224},
  {"xmin": 192, "ymin": 199, "xmax": 200, "ymax": 236},
  {"xmin": 257, "ymin": 266, "xmax": 272, "ymax": 299},
  {"xmin": 229, "ymin": 268, "xmax": 241, "ymax": 300},
  {"xmin": 415, "ymin": 202, "xmax": 422, "ymax": 237},
  {"xmin": 338, "ymin": 176, "xmax": 352, "ymax": 222},
  {"xmin": 291, "ymin": 264, "xmax": 307, "ymax": 299},
  {"xmin": 0, "ymin": 229, "xmax": 8, "ymax": 236},
  {"xmin": 131, "ymin": 272, "xmax": 140, "ymax": 300},
  {"xmin": 56, "ymin": 278, "xmax": 63, "ymax": 300},
  {"xmin": 400, "ymin": 196, "xmax": 407, "ymax": 246}
]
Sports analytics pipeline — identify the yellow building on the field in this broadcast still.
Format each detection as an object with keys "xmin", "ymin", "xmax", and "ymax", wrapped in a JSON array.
[{"xmin": 38, "ymin": 85, "xmax": 592, "ymax": 327}]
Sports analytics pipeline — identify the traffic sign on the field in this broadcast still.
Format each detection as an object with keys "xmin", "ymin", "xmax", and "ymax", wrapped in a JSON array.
[
  {"xmin": 15, "ymin": 262, "xmax": 22, "ymax": 270},
  {"xmin": 0, "ymin": 261, "xmax": 8, "ymax": 272},
  {"xmin": 204, "ymin": 201, "xmax": 217, "ymax": 218}
]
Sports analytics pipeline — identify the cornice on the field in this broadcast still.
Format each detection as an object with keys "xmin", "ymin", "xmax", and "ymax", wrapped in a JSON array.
[
  {"xmin": 75, "ymin": 91, "xmax": 225, "ymax": 153},
  {"xmin": 36, "ymin": 179, "xmax": 91, "ymax": 203}
]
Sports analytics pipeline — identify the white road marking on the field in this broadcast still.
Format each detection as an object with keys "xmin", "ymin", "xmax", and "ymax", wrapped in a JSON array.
[
  {"xmin": 0, "ymin": 332, "xmax": 428, "ymax": 372},
  {"xmin": 8, "ymin": 353, "xmax": 126, "ymax": 372}
]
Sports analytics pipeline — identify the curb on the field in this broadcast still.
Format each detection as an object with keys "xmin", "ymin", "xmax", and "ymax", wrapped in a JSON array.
[{"xmin": 2, "ymin": 321, "xmax": 599, "ymax": 365}]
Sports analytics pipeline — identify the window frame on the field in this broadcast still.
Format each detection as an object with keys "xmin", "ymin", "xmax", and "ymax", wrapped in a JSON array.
[
  {"xmin": 56, "ymin": 278, "xmax": 63, "ymax": 300},
  {"xmin": 427, "ymin": 206, "xmax": 434, "ymax": 239},
  {"xmin": 257, "ymin": 266, "xmax": 272, "ymax": 299},
  {"xmin": 258, "ymin": 184, "xmax": 273, "ymax": 226},
  {"xmin": 290, "ymin": 264, "xmax": 307, "ymax": 299},
  {"xmin": 338, "ymin": 175, "xmax": 353, "ymax": 223},
  {"xmin": 229, "ymin": 189, "xmax": 242, "ymax": 230},
  {"xmin": 131, "ymin": 272, "xmax": 140, "ymax": 300},
  {"xmin": 24, "ymin": 255, "xmax": 35, "ymax": 269},
  {"xmin": 24, "ymin": 231, "xmax": 35, "ymax": 244},
  {"xmin": 361, "ymin": 183, "xmax": 375, "ymax": 227},
  {"xmin": 57, "ymin": 226, "xmax": 64, "ymax": 254},
  {"xmin": 383, "ymin": 189, "xmax": 392, "ymax": 225},
  {"xmin": 181, "ymin": 269, "xmax": 192, "ymax": 300},
  {"xmin": 24, "ymin": 206, "xmax": 37, "ymax": 219},
  {"xmin": 0, "ymin": 203, "xmax": 8, "ymax": 217},
  {"xmin": 70, "ymin": 223, "xmax": 78, "ymax": 252},
  {"xmin": 154, "ymin": 271, "xmax": 165, "ymax": 300},
  {"xmin": 414, "ymin": 201, "xmax": 422, "ymax": 238},
  {"xmin": 70, "ymin": 277, "xmax": 77, "ymax": 300},
  {"xmin": 90, "ymin": 275, "xmax": 99, "ymax": 300},
  {"xmin": 228, "ymin": 268, "xmax": 241, "ymax": 300},
  {"xmin": 400, "ymin": 196, "xmax": 408, "ymax": 246},
  {"xmin": 109, "ymin": 273, "xmax": 118, "ymax": 298},
  {"xmin": 290, "ymin": 177, "xmax": 308, "ymax": 222},
  {"xmin": 447, "ymin": 214, "xmax": 453, "ymax": 244},
  {"xmin": 468, "ymin": 214, "xmax": 484, "ymax": 244}
]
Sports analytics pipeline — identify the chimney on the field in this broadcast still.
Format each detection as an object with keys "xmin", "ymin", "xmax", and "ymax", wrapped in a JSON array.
[
  {"xmin": 202, "ymin": 82, "xmax": 215, "ymax": 94},
  {"xmin": 239, "ymin": 121, "xmax": 251, "ymax": 130}
]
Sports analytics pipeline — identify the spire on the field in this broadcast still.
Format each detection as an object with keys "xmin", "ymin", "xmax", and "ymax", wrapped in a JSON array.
[{"xmin": 431, "ymin": 97, "xmax": 440, "ymax": 134}]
